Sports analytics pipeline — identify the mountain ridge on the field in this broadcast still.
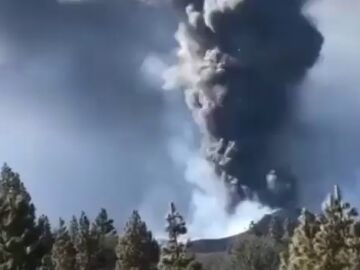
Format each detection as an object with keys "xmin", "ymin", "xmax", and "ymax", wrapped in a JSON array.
[{"xmin": 189, "ymin": 208, "xmax": 300, "ymax": 254}]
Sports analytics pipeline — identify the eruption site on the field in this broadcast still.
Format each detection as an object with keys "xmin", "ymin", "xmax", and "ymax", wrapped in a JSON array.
[{"xmin": 165, "ymin": 0, "xmax": 324, "ymax": 211}]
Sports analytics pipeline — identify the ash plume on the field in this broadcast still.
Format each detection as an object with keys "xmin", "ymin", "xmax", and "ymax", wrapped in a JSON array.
[{"xmin": 165, "ymin": 0, "xmax": 324, "ymax": 211}]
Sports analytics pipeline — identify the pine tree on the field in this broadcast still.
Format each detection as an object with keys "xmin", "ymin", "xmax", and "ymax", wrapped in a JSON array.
[
  {"xmin": 93, "ymin": 209, "xmax": 116, "ymax": 236},
  {"xmin": 34, "ymin": 215, "xmax": 54, "ymax": 269},
  {"xmin": 282, "ymin": 218, "xmax": 296, "ymax": 241},
  {"xmin": 91, "ymin": 208, "xmax": 117, "ymax": 270},
  {"xmin": 116, "ymin": 210, "xmax": 159, "ymax": 270},
  {"xmin": 249, "ymin": 221, "xmax": 262, "ymax": 237},
  {"xmin": 69, "ymin": 216, "xmax": 79, "ymax": 245},
  {"xmin": 280, "ymin": 208, "xmax": 320, "ymax": 270},
  {"xmin": 75, "ymin": 212, "xmax": 97, "ymax": 270},
  {"xmin": 268, "ymin": 216, "xmax": 284, "ymax": 242},
  {"xmin": 52, "ymin": 219, "xmax": 77, "ymax": 270},
  {"xmin": 0, "ymin": 164, "xmax": 47, "ymax": 269},
  {"xmin": 313, "ymin": 185, "xmax": 360, "ymax": 270},
  {"xmin": 229, "ymin": 234, "xmax": 284, "ymax": 270},
  {"xmin": 159, "ymin": 203, "xmax": 202, "ymax": 270},
  {"xmin": 280, "ymin": 185, "xmax": 360, "ymax": 270}
]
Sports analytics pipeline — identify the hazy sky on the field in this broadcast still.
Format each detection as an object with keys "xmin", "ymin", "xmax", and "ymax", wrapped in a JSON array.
[
  {"xmin": 0, "ymin": 0, "xmax": 359, "ymax": 235},
  {"xmin": 0, "ymin": 0, "xmax": 190, "ymax": 229}
]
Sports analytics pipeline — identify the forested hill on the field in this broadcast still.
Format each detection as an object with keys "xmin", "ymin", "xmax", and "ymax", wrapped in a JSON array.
[{"xmin": 190, "ymin": 208, "xmax": 300, "ymax": 254}]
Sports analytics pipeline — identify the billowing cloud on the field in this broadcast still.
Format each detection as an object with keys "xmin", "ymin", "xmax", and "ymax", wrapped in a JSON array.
[{"xmin": 165, "ymin": 0, "xmax": 323, "ymax": 211}]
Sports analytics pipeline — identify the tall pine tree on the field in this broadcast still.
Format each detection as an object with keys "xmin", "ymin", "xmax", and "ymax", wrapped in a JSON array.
[
  {"xmin": 0, "ymin": 164, "xmax": 47, "ymax": 269},
  {"xmin": 91, "ymin": 208, "xmax": 117, "ymax": 270},
  {"xmin": 35, "ymin": 215, "xmax": 54, "ymax": 269},
  {"xmin": 69, "ymin": 216, "xmax": 79, "ymax": 245},
  {"xmin": 116, "ymin": 210, "xmax": 159, "ymax": 270},
  {"xmin": 75, "ymin": 212, "xmax": 98, "ymax": 270},
  {"xmin": 159, "ymin": 203, "xmax": 202, "ymax": 270},
  {"xmin": 280, "ymin": 185, "xmax": 360, "ymax": 270},
  {"xmin": 93, "ymin": 209, "xmax": 116, "ymax": 236},
  {"xmin": 52, "ymin": 219, "xmax": 77, "ymax": 270}
]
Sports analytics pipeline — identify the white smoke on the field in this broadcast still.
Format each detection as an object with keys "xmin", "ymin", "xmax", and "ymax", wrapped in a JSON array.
[
  {"xmin": 140, "ymin": 53, "xmax": 170, "ymax": 90},
  {"xmin": 203, "ymin": 0, "xmax": 243, "ymax": 30},
  {"xmin": 167, "ymin": 122, "xmax": 272, "ymax": 239},
  {"xmin": 141, "ymin": 53, "xmax": 273, "ymax": 239}
]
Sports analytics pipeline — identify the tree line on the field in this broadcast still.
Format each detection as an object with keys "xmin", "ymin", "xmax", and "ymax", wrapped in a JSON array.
[
  {"xmin": 226, "ymin": 185, "xmax": 360, "ymax": 270},
  {"xmin": 0, "ymin": 164, "xmax": 201, "ymax": 270},
  {"xmin": 2, "ymin": 163, "xmax": 360, "ymax": 270}
]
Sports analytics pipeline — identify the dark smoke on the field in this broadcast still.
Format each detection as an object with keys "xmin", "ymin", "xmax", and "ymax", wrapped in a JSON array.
[{"xmin": 166, "ymin": 0, "xmax": 323, "ymax": 211}]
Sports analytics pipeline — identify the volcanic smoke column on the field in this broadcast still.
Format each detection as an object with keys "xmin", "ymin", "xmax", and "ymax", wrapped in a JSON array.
[{"xmin": 165, "ymin": 0, "xmax": 323, "ymax": 211}]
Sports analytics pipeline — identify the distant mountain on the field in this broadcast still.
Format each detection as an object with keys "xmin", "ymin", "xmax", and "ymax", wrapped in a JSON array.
[
  {"xmin": 187, "ymin": 208, "xmax": 300, "ymax": 269},
  {"xmin": 189, "ymin": 208, "xmax": 300, "ymax": 254}
]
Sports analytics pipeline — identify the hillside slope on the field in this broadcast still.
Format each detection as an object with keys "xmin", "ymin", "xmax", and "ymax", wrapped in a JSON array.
[{"xmin": 189, "ymin": 208, "xmax": 300, "ymax": 269}]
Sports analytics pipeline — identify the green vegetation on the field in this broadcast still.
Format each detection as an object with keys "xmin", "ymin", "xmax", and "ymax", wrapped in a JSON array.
[
  {"xmin": 159, "ymin": 203, "xmax": 202, "ymax": 270},
  {"xmin": 0, "ymin": 165, "xmax": 202, "ymax": 270},
  {"xmin": 116, "ymin": 210, "xmax": 159, "ymax": 270},
  {"xmin": 280, "ymin": 185, "xmax": 360, "ymax": 270},
  {"xmin": 1, "ymin": 164, "xmax": 360, "ymax": 270},
  {"xmin": 228, "ymin": 235, "xmax": 285, "ymax": 270},
  {"xmin": 0, "ymin": 164, "xmax": 53, "ymax": 270},
  {"xmin": 52, "ymin": 219, "xmax": 77, "ymax": 270}
]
